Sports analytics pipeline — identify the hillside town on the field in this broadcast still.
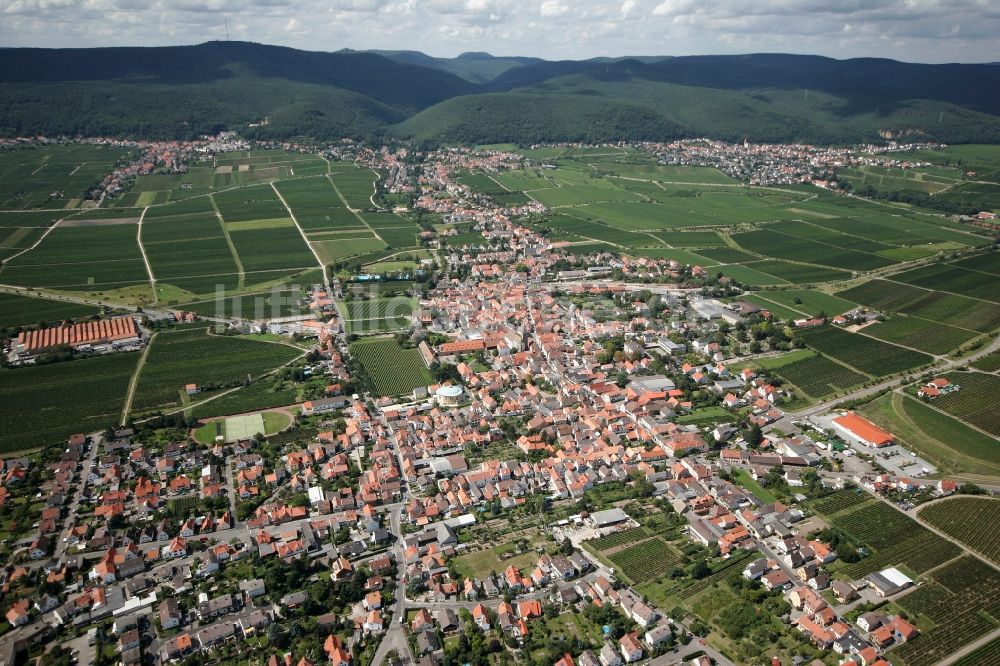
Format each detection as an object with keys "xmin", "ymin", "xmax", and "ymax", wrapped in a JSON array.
[{"xmin": 0, "ymin": 137, "xmax": 996, "ymax": 666}]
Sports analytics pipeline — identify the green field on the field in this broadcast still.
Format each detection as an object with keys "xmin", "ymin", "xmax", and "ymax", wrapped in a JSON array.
[
  {"xmin": 893, "ymin": 260, "xmax": 1000, "ymax": 303},
  {"xmin": 349, "ymin": 336, "xmax": 433, "ymax": 396},
  {"xmin": 858, "ymin": 392, "xmax": 1000, "ymax": 478},
  {"xmin": 174, "ymin": 280, "xmax": 315, "ymax": 319},
  {"xmin": 753, "ymin": 289, "xmax": 857, "ymax": 317},
  {"xmin": 919, "ymin": 498, "xmax": 1000, "ymax": 566},
  {"xmin": 837, "ymin": 165, "xmax": 960, "ymax": 195},
  {"xmin": 716, "ymin": 263, "xmax": 790, "ymax": 286},
  {"xmin": 0, "ymin": 292, "xmax": 101, "ymax": 330},
  {"xmin": 815, "ymin": 499, "xmax": 960, "ymax": 580},
  {"xmin": 339, "ymin": 296, "xmax": 416, "ymax": 334},
  {"xmin": 130, "ymin": 327, "xmax": 301, "ymax": 414},
  {"xmin": 930, "ymin": 372, "xmax": 1000, "ymax": 436},
  {"xmin": 0, "ymin": 149, "xmax": 346, "ymax": 304},
  {"xmin": 837, "ymin": 278, "xmax": 1000, "ymax": 333},
  {"xmin": 733, "ymin": 226, "xmax": 896, "ymax": 272},
  {"xmin": 187, "ymin": 380, "xmax": 301, "ymax": 420},
  {"xmin": 809, "ymin": 489, "xmax": 872, "ymax": 517},
  {"xmin": 799, "ymin": 325, "xmax": 933, "ymax": 376},
  {"xmin": 0, "ymin": 222, "xmax": 150, "ymax": 293},
  {"xmin": 696, "ymin": 247, "xmax": 758, "ymax": 263},
  {"xmin": 766, "ymin": 351, "xmax": 868, "ymax": 399},
  {"xmin": 608, "ymin": 538, "xmax": 684, "ymax": 584},
  {"xmin": 747, "ymin": 260, "xmax": 852, "ymax": 284},
  {"xmin": 731, "ymin": 467, "xmax": 777, "ymax": 503},
  {"xmin": 863, "ymin": 316, "xmax": 977, "ymax": 355},
  {"xmin": 950, "ymin": 636, "xmax": 1000, "ymax": 666},
  {"xmin": 892, "ymin": 556, "xmax": 1000, "ymax": 666},
  {"xmin": 0, "ymin": 352, "xmax": 138, "ymax": 452},
  {"xmin": 584, "ymin": 527, "xmax": 650, "ymax": 553},
  {"xmin": 0, "ymin": 145, "xmax": 129, "ymax": 209},
  {"xmin": 450, "ymin": 540, "xmax": 541, "ymax": 580},
  {"xmin": 971, "ymin": 351, "xmax": 1000, "ymax": 373}
]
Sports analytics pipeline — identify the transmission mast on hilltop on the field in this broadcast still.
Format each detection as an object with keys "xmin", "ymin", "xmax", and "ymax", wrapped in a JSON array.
[{"xmin": 225, "ymin": 17, "xmax": 231, "ymax": 41}]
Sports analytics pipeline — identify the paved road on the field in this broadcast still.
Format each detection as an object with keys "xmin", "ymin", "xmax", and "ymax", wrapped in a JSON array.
[
  {"xmin": 872, "ymin": 493, "xmax": 1000, "ymax": 573},
  {"xmin": 369, "ymin": 505, "xmax": 413, "ymax": 666},
  {"xmin": 55, "ymin": 433, "xmax": 103, "ymax": 562},
  {"xmin": 767, "ymin": 331, "xmax": 1000, "ymax": 439},
  {"xmin": 939, "ymin": 625, "xmax": 1000, "ymax": 666}
]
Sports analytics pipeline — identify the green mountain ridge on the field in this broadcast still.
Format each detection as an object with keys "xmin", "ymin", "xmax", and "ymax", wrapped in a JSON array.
[{"xmin": 1, "ymin": 42, "xmax": 999, "ymax": 145}]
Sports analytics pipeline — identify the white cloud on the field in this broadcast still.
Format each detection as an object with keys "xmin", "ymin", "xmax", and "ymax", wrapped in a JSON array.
[
  {"xmin": 539, "ymin": 0, "xmax": 569, "ymax": 17},
  {"xmin": 0, "ymin": 0, "xmax": 996, "ymax": 62}
]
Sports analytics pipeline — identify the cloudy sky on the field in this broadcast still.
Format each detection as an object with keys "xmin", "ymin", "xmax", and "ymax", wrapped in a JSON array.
[{"xmin": 2, "ymin": 0, "xmax": 998, "ymax": 63}]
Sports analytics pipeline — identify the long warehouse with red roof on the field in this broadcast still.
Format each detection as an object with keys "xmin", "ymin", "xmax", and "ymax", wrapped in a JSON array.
[{"xmin": 14, "ymin": 315, "xmax": 142, "ymax": 355}]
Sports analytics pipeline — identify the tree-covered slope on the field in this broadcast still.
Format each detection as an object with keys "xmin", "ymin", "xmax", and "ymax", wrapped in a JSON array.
[
  {"xmin": 1, "ymin": 44, "xmax": 999, "ymax": 145},
  {"xmin": 398, "ymin": 66, "xmax": 1000, "ymax": 145}
]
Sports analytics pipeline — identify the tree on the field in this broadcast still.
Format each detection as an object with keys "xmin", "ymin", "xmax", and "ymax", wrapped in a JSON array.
[
  {"xmin": 742, "ymin": 423, "xmax": 763, "ymax": 448},
  {"xmin": 688, "ymin": 560, "xmax": 711, "ymax": 579}
]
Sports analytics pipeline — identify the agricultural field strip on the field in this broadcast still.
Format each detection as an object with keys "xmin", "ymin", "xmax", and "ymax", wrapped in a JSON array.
[
  {"xmin": 817, "ymin": 498, "xmax": 962, "ymax": 580},
  {"xmin": 207, "ymin": 193, "xmax": 247, "ymax": 290},
  {"xmin": 324, "ymin": 173, "xmax": 385, "ymax": 243},
  {"xmin": 0, "ymin": 207, "xmax": 91, "ymax": 268},
  {"xmin": 270, "ymin": 181, "xmax": 328, "ymax": 281},
  {"xmin": 919, "ymin": 497, "xmax": 1000, "ymax": 567},
  {"xmin": 929, "ymin": 371, "xmax": 1000, "ymax": 437}
]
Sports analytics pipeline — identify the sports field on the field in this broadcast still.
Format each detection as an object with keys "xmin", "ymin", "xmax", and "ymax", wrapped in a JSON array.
[{"xmin": 225, "ymin": 413, "xmax": 266, "ymax": 442}]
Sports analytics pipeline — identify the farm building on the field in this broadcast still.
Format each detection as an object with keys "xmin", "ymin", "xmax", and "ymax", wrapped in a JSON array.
[
  {"xmin": 11, "ymin": 315, "xmax": 143, "ymax": 360},
  {"xmin": 438, "ymin": 339, "xmax": 486, "ymax": 355},
  {"xmin": 867, "ymin": 567, "xmax": 913, "ymax": 597},
  {"xmin": 832, "ymin": 412, "xmax": 895, "ymax": 448},
  {"xmin": 589, "ymin": 508, "xmax": 631, "ymax": 529},
  {"xmin": 301, "ymin": 396, "xmax": 349, "ymax": 416}
]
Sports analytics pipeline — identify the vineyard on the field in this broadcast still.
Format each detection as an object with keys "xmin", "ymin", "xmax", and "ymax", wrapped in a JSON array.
[
  {"xmin": 608, "ymin": 538, "xmax": 684, "ymax": 584},
  {"xmin": 893, "ymin": 556, "xmax": 1000, "ymax": 666},
  {"xmin": 919, "ymin": 497, "xmax": 1000, "ymax": 566},
  {"xmin": 585, "ymin": 527, "xmax": 650, "ymax": 553},
  {"xmin": 972, "ymin": 350, "xmax": 1000, "ymax": 372},
  {"xmin": 864, "ymin": 316, "xmax": 977, "ymax": 355},
  {"xmin": 131, "ymin": 327, "xmax": 301, "ymax": 414},
  {"xmin": 349, "ymin": 336, "xmax": 434, "ymax": 397},
  {"xmin": 341, "ymin": 296, "xmax": 416, "ymax": 320},
  {"xmin": 827, "ymin": 500, "xmax": 960, "ymax": 579},
  {"xmin": 931, "ymin": 372, "xmax": 1000, "ymax": 436},
  {"xmin": 810, "ymin": 489, "xmax": 873, "ymax": 517},
  {"xmin": 676, "ymin": 550, "xmax": 756, "ymax": 600},
  {"xmin": 800, "ymin": 326, "xmax": 932, "ymax": 377},
  {"xmin": 836, "ymin": 279, "xmax": 1000, "ymax": 333},
  {"xmin": 951, "ymin": 636, "xmax": 1000, "ymax": 666},
  {"xmin": 771, "ymin": 353, "xmax": 869, "ymax": 398}
]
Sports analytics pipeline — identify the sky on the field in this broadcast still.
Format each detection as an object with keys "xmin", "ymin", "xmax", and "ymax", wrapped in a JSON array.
[{"xmin": 2, "ymin": 0, "xmax": 999, "ymax": 63}]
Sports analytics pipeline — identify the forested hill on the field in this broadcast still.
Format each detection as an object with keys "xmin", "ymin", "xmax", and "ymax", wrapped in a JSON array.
[{"xmin": 1, "ymin": 42, "xmax": 999, "ymax": 145}]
